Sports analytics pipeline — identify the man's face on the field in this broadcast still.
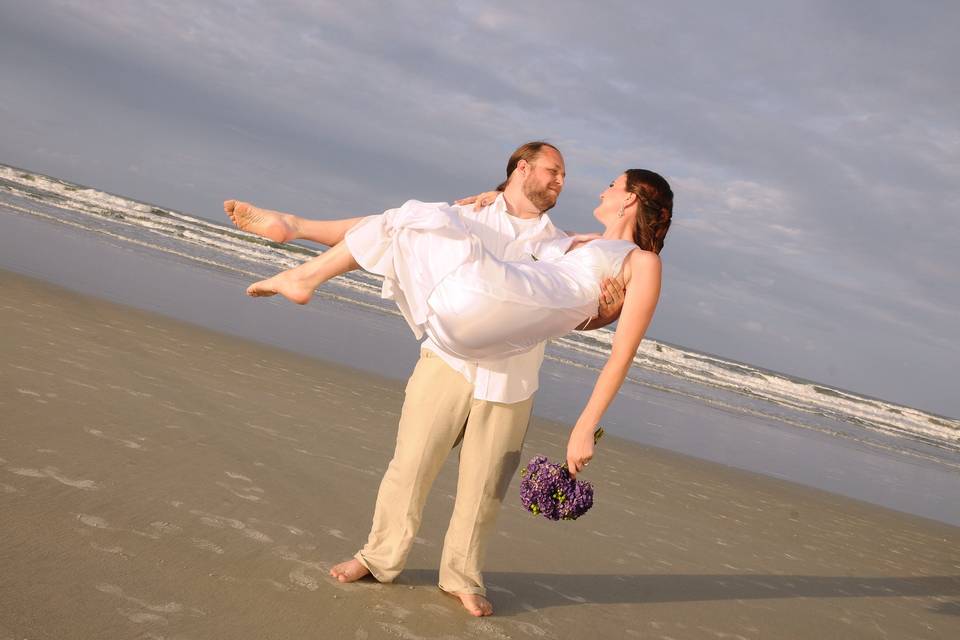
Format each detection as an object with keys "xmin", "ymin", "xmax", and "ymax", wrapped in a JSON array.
[{"xmin": 522, "ymin": 147, "xmax": 566, "ymax": 213}]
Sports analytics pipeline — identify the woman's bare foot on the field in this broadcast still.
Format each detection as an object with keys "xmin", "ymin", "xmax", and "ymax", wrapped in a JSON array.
[
  {"xmin": 224, "ymin": 200, "xmax": 299, "ymax": 243},
  {"xmin": 329, "ymin": 558, "xmax": 370, "ymax": 583},
  {"xmin": 442, "ymin": 589, "xmax": 494, "ymax": 617},
  {"xmin": 246, "ymin": 270, "xmax": 315, "ymax": 304}
]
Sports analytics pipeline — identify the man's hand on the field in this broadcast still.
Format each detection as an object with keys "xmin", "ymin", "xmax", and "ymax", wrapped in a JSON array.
[
  {"xmin": 454, "ymin": 190, "xmax": 501, "ymax": 211},
  {"xmin": 578, "ymin": 276, "xmax": 626, "ymax": 330}
]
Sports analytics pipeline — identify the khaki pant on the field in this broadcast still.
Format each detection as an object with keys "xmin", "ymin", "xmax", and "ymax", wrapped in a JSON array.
[{"xmin": 354, "ymin": 350, "xmax": 534, "ymax": 596}]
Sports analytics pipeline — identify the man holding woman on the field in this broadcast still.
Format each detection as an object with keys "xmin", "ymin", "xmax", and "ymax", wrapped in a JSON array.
[{"xmin": 225, "ymin": 141, "xmax": 636, "ymax": 616}]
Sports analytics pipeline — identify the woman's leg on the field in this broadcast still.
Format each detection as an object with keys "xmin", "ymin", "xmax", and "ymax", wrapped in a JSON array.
[
  {"xmin": 246, "ymin": 241, "xmax": 359, "ymax": 304},
  {"xmin": 224, "ymin": 200, "xmax": 365, "ymax": 246}
]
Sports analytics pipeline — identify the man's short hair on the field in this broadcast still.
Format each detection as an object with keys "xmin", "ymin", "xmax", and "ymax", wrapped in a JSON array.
[{"xmin": 496, "ymin": 141, "xmax": 561, "ymax": 191}]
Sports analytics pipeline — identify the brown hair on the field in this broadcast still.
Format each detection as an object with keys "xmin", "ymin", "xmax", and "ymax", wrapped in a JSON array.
[
  {"xmin": 495, "ymin": 141, "xmax": 561, "ymax": 192},
  {"xmin": 625, "ymin": 169, "xmax": 673, "ymax": 254}
]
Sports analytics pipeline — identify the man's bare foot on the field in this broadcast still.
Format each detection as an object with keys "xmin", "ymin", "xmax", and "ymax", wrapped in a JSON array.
[
  {"xmin": 329, "ymin": 558, "xmax": 370, "ymax": 583},
  {"xmin": 442, "ymin": 589, "xmax": 494, "ymax": 617},
  {"xmin": 224, "ymin": 200, "xmax": 299, "ymax": 243},
  {"xmin": 246, "ymin": 271, "xmax": 314, "ymax": 304}
]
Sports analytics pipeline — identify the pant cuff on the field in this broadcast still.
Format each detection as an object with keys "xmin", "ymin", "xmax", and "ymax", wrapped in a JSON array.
[
  {"xmin": 353, "ymin": 551, "xmax": 391, "ymax": 583},
  {"xmin": 438, "ymin": 582, "xmax": 486, "ymax": 597}
]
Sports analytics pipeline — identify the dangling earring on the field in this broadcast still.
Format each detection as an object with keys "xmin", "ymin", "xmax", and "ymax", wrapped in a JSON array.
[{"xmin": 617, "ymin": 202, "xmax": 625, "ymax": 218}]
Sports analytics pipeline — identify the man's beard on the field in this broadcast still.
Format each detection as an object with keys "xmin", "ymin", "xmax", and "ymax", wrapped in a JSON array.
[{"xmin": 523, "ymin": 178, "xmax": 559, "ymax": 213}]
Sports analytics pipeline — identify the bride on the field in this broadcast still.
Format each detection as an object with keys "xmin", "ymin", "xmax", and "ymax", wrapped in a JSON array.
[{"xmin": 229, "ymin": 168, "xmax": 672, "ymax": 477}]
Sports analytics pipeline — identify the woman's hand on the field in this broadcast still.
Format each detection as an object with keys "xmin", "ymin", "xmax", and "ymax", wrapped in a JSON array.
[
  {"xmin": 566, "ymin": 421, "xmax": 596, "ymax": 479},
  {"xmin": 455, "ymin": 190, "xmax": 501, "ymax": 210}
]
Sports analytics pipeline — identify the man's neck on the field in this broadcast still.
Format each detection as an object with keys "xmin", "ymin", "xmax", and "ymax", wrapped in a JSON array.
[{"xmin": 501, "ymin": 189, "xmax": 542, "ymax": 220}]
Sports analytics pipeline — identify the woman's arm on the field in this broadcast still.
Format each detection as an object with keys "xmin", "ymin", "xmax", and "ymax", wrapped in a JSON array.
[{"xmin": 566, "ymin": 250, "xmax": 662, "ymax": 477}]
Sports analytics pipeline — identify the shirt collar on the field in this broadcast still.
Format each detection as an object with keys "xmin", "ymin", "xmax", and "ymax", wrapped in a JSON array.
[{"xmin": 493, "ymin": 193, "xmax": 561, "ymax": 240}]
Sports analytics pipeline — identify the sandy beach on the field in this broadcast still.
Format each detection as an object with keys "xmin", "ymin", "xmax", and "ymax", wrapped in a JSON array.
[{"xmin": 1, "ymin": 268, "xmax": 958, "ymax": 640}]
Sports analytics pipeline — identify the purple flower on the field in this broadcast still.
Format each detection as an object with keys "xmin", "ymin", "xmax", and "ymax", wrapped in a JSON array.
[{"xmin": 519, "ymin": 455, "xmax": 595, "ymax": 521}]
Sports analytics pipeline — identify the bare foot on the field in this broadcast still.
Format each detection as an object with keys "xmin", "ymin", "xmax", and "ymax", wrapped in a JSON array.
[
  {"xmin": 224, "ymin": 200, "xmax": 299, "ymax": 243},
  {"xmin": 246, "ymin": 271, "xmax": 314, "ymax": 304},
  {"xmin": 329, "ymin": 558, "xmax": 370, "ymax": 583},
  {"xmin": 442, "ymin": 590, "xmax": 494, "ymax": 617}
]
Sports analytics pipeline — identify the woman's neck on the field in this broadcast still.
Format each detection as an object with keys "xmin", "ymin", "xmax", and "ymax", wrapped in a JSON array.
[{"xmin": 601, "ymin": 218, "xmax": 635, "ymax": 243}]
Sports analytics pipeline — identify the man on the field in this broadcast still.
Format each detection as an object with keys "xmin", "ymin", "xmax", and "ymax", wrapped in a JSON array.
[{"xmin": 224, "ymin": 141, "xmax": 624, "ymax": 616}]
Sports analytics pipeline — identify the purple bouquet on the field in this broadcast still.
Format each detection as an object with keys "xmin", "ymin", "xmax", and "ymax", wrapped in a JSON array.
[{"xmin": 519, "ymin": 427, "xmax": 604, "ymax": 521}]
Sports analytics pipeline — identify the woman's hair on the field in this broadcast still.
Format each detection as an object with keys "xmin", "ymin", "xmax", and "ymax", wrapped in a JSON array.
[
  {"xmin": 625, "ymin": 169, "xmax": 673, "ymax": 254},
  {"xmin": 495, "ymin": 141, "xmax": 560, "ymax": 192}
]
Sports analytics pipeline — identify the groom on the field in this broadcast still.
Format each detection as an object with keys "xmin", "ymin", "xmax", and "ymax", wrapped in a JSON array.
[
  {"xmin": 226, "ymin": 141, "xmax": 624, "ymax": 616},
  {"xmin": 329, "ymin": 141, "xmax": 624, "ymax": 616}
]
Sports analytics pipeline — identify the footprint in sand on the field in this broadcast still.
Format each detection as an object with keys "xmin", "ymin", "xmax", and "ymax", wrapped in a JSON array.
[
  {"xmin": 247, "ymin": 516, "xmax": 310, "ymax": 538},
  {"xmin": 274, "ymin": 549, "xmax": 335, "ymax": 592},
  {"xmin": 97, "ymin": 583, "xmax": 183, "ymax": 613},
  {"xmin": 91, "ymin": 542, "xmax": 134, "ymax": 558},
  {"xmin": 189, "ymin": 509, "xmax": 273, "ymax": 543},
  {"xmin": 215, "ymin": 482, "xmax": 265, "ymax": 502},
  {"xmin": 117, "ymin": 608, "xmax": 167, "ymax": 625},
  {"xmin": 78, "ymin": 514, "xmax": 111, "ymax": 529},
  {"xmin": 85, "ymin": 427, "xmax": 146, "ymax": 450},
  {"xmin": 9, "ymin": 466, "xmax": 98, "ymax": 490},
  {"xmin": 505, "ymin": 620, "xmax": 552, "ymax": 638},
  {"xmin": 466, "ymin": 619, "xmax": 511, "ymax": 640},
  {"xmin": 95, "ymin": 583, "xmax": 204, "ymax": 625},
  {"xmin": 149, "ymin": 521, "xmax": 182, "ymax": 535},
  {"xmin": 289, "ymin": 565, "xmax": 323, "ymax": 591},
  {"xmin": 191, "ymin": 538, "xmax": 225, "ymax": 555},
  {"xmin": 77, "ymin": 514, "xmax": 179, "ymax": 541}
]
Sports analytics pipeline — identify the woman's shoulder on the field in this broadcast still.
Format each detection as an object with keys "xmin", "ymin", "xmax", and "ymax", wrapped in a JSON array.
[
  {"xmin": 627, "ymin": 246, "xmax": 661, "ymax": 264},
  {"xmin": 623, "ymin": 247, "xmax": 662, "ymax": 283}
]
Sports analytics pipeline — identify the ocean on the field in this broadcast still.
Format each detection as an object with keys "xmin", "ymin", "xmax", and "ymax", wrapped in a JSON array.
[{"xmin": 2, "ymin": 163, "xmax": 958, "ymax": 525}]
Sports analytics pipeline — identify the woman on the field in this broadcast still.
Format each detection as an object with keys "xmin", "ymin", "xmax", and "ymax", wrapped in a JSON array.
[{"xmin": 233, "ymin": 169, "xmax": 672, "ymax": 476}]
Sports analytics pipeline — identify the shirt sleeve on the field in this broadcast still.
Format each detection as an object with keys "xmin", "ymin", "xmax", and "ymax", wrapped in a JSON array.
[{"xmin": 534, "ymin": 236, "xmax": 573, "ymax": 262}]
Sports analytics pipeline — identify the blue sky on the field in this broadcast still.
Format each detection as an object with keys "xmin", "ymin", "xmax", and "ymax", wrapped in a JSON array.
[{"xmin": 1, "ymin": 1, "xmax": 958, "ymax": 416}]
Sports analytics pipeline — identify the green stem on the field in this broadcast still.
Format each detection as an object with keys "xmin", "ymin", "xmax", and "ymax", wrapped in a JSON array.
[{"xmin": 593, "ymin": 426, "xmax": 605, "ymax": 444}]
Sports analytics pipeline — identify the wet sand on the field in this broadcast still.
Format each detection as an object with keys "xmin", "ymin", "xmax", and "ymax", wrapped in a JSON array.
[{"xmin": 1, "ymin": 269, "xmax": 958, "ymax": 640}]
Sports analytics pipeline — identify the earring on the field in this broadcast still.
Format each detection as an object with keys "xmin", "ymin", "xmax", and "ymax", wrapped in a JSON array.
[{"xmin": 617, "ymin": 202, "xmax": 625, "ymax": 218}]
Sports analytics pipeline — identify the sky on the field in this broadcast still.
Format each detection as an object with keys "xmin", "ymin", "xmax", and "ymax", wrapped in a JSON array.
[{"xmin": 1, "ymin": 1, "xmax": 958, "ymax": 417}]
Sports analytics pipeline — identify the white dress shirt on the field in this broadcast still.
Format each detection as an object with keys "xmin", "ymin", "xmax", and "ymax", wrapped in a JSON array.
[{"xmin": 420, "ymin": 194, "xmax": 571, "ymax": 404}]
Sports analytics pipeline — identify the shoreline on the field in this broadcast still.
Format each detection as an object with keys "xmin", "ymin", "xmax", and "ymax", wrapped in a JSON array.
[
  {"xmin": 2, "ymin": 269, "xmax": 959, "ymax": 639},
  {"xmin": 2, "ymin": 204, "xmax": 960, "ymax": 529}
]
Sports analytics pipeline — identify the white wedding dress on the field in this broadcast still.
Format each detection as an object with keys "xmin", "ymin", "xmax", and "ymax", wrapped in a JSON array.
[{"xmin": 344, "ymin": 200, "xmax": 636, "ymax": 360}]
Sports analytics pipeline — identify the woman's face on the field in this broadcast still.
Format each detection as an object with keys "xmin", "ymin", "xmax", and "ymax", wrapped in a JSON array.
[{"xmin": 594, "ymin": 173, "xmax": 631, "ymax": 222}]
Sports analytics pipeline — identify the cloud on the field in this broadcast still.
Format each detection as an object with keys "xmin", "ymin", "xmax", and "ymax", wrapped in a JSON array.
[{"xmin": 1, "ymin": 0, "xmax": 958, "ymax": 414}]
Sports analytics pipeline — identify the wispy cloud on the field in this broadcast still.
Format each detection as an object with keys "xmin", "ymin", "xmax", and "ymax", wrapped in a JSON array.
[{"xmin": 1, "ymin": 1, "xmax": 957, "ymax": 414}]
